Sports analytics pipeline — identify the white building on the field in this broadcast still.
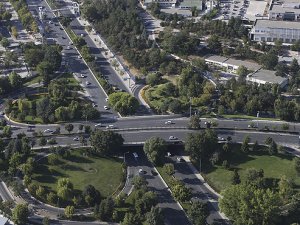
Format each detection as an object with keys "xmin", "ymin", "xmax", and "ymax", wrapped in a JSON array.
[
  {"xmin": 141, "ymin": 0, "xmax": 177, "ymax": 9},
  {"xmin": 179, "ymin": 0, "xmax": 203, "ymax": 10},
  {"xmin": 250, "ymin": 19, "xmax": 300, "ymax": 43},
  {"xmin": 247, "ymin": 69, "xmax": 288, "ymax": 87},
  {"xmin": 269, "ymin": 0, "xmax": 300, "ymax": 21}
]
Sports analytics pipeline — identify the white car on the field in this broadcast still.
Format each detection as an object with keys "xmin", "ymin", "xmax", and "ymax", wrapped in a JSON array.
[
  {"xmin": 73, "ymin": 137, "xmax": 79, "ymax": 141},
  {"xmin": 80, "ymin": 33, "xmax": 84, "ymax": 37},
  {"xmin": 92, "ymin": 103, "xmax": 97, "ymax": 107},
  {"xmin": 218, "ymin": 136, "xmax": 225, "ymax": 141},
  {"xmin": 43, "ymin": 129, "xmax": 53, "ymax": 133},
  {"xmin": 69, "ymin": 41, "xmax": 73, "ymax": 45},
  {"xmin": 78, "ymin": 55, "xmax": 82, "ymax": 59},
  {"xmin": 105, "ymin": 97, "xmax": 109, "ymax": 102},
  {"xmin": 104, "ymin": 106, "xmax": 109, "ymax": 110},
  {"xmin": 95, "ymin": 123, "xmax": 102, "ymax": 127},
  {"xmin": 165, "ymin": 120, "xmax": 173, "ymax": 125},
  {"xmin": 67, "ymin": 46, "xmax": 71, "ymax": 50},
  {"xmin": 177, "ymin": 157, "xmax": 184, "ymax": 162},
  {"xmin": 169, "ymin": 136, "xmax": 178, "ymax": 140},
  {"xmin": 106, "ymin": 125, "xmax": 114, "ymax": 129},
  {"xmin": 86, "ymin": 81, "xmax": 91, "ymax": 85}
]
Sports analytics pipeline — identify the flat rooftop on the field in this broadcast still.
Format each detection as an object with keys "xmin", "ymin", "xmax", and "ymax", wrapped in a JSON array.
[
  {"xmin": 180, "ymin": 0, "xmax": 202, "ymax": 8},
  {"xmin": 249, "ymin": 69, "xmax": 287, "ymax": 84},
  {"xmin": 223, "ymin": 58, "xmax": 261, "ymax": 71},
  {"xmin": 254, "ymin": 19, "xmax": 300, "ymax": 29},
  {"xmin": 205, "ymin": 55, "xmax": 228, "ymax": 63},
  {"xmin": 270, "ymin": 3, "xmax": 300, "ymax": 14},
  {"xmin": 0, "ymin": 216, "xmax": 8, "ymax": 225}
]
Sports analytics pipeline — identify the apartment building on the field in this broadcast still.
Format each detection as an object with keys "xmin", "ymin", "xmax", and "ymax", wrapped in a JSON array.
[
  {"xmin": 141, "ymin": 0, "xmax": 177, "ymax": 8},
  {"xmin": 250, "ymin": 19, "xmax": 300, "ymax": 43}
]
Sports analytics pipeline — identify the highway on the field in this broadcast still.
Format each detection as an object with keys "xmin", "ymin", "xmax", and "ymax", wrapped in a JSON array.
[{"xmin": 26, "ymin": 0, "xmax": 117, "ymax": 119}]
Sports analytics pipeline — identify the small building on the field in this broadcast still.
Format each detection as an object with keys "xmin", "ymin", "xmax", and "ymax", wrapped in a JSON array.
[
  {"xmin": 204, "ymin": 55, "xmax": 228, "ymax": 67},
  {"xmin": 269, "ymin": 0, "xmax": 300, "ymax": 21},
  {"xmin": 141, "ymin": 0, "xmax": 177, "ymax": 9},
  {"xmin": 179, "ymin": 0, "xmax": 202, "ymax": 10},
  {"xmin": 250, "ymin": 19, "xmax": 300, "ymax": 43},
  {"xmin": 0, "ymin": 216, "xmax": 9, "ymax": 225},
  {"xmin": 246, "ymin": 69, "xmax": 288, "ymax": 87},
  {"xmin": 222, "ymin": 58, "xmax": 261, "ymax": 72}
]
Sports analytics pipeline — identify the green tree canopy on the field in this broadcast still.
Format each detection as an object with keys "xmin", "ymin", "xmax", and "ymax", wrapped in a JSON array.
[
  {"xmin": 108, "ymin": 92, "xmax": 139, "ymax": 115},
  {"xmin": 143, "ymin": 137, "xmax": 167, "ymax": 166}
]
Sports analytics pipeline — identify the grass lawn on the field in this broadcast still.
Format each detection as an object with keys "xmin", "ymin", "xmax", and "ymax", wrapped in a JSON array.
[
  {"xmin": 203, "ymin": 147, "xmax": 300, "ymax": 192},
  {"xmin": 222, "ymin": 114, "xmax": 280, "ymax": 121},
  {"xmin": 32, "ymin": 149, "xmax": 124, "ymax": 197}
]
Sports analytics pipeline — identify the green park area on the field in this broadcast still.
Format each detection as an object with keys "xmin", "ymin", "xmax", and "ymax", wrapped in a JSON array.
[
  {"xmin": 203, "ymin": 146, "xmax": 300, "ymax": 192},
  {"xmin": 32, "ymin": 148, "xmax": 124, "ymax": 197}
]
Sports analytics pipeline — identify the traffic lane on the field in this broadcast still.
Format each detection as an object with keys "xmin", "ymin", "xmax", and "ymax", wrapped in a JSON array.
[
  {"xmin": 136, "ymin": 151, "xmax": 192, "ymax": 225},
  {"xmin": 68, "ymin": 13, "xmax": 129, "ymax": 92},
  {"xmin": 33, "ymin": 0, "xmax": 116, "ymax": 116},
  {"xmin": 167, "ymin": 154, "xmax": 228, "ymax": 224},
  {"xmin": 0, "ymin": 182, "xmax": 13, "ymax": 201}
]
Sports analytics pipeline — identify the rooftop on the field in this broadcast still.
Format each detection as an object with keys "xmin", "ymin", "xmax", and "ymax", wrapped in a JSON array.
[
  {"xmin": 248, "ymin": 69, "xmax": 288, "ymax": 85},
  {"xmin": 205, "ymin": 55, "xmax": 228, "ymax": 63},
  {"xmin": 270, "ymin": 3, "xmax": 300, "ymax": 14},
  {"xmin": 180, "ymin": 0, "xmax": 202, "ymax": 8},
  {"xmin": 254, "ymin": 19, "xmax": 300, "ymax": 29},
  {"xmin": 0, "ymin": 216, "xmax": 8, "ymax": 225},
  {"xmin": 223, "ymin": 58, "xmax": 261, "ymax": 71}
]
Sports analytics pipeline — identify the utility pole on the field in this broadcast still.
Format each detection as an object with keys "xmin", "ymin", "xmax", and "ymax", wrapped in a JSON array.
[{"xmin": 189, "ymin": 97, "xmax": 192, "ymax": 118}]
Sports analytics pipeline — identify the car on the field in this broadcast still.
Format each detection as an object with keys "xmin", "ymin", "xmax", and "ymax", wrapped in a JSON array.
[
  {"xmin": 60, "ymin": 27, "xmax": 63, "ymax": 30},
  {"xmin": 167, "ymin": 152, "xmax": 172, "ymax": 157},
  {"xmin": 78, "ymin": 55, "xmax": 82, "ymax": 59},
  {"xmin": 95, "ymin": 123, "xmax": 102, "ymax": 127},
  {"xmin": 62, "ymin": 36, "xmax": 66, "ymax": 39},
  {"xmin": 218, "ymin": 136, "xmax": 225, "ymax": 141},
  {"xmin": 169, "ymin": 136, "xmax": 178, "ymax": 140},
  {"xmin": 255, "ymin": 14, "xmax": 261, "ymax": 17},
  {"xmin": 106, "ymin": 125, "xmax": 114, "ymax": 129},
  {"xmin": 0, "ymin": 111, "xmax": 4, "ymax": 115},
  {"xmin": 80, "ymin": 74, "xmax": 85, "ymax": 78},
  {"xmin": 69, "ymin": 41, "xmax": 73, "ymax": 45},
  {"xmin": 73, "ymin": 137, "xmax": 79, "ymax": 141},
  {"xmin": 133, "ymin": 152, "xmax": 138, "ymax": 159},
  {"xmin": 139, "ymin": 168, "xmax": 146, "ymax": 174},
  {"xmin": 165, "ymin": 120, "xmax": 173, "ymax": 125},
  {"xmin": 92, "ymin": 103, "xmax": 97, "ymax": 107},
  {"xmin": 104, "ymin": 106, "xmax": 109, "ymax": 110},
  {"xmin": 151, "ymin": 170, "xmax": 158, "ymax": 176},
  {"xmin": 54, "ymin": 23, "xmax": 58, "ymax": 26},
  {"xmin": 177, "ymin": 157, "xmax": 184, "ymax": 162},
  {"xmin": 105, "ymin": 97, "xmax": 109, "ymax": 102},
  {"xmin": 80, "ymin": 33, "xmax": 84, "ymax": 37},
  {"xmin": 48, "ymin": 21, "xmax": 53, "ymax": 24},
  {"xmin": 67, "ymin": 46, "xmax": 71, "ymax": 50},
  {"xmin": 86, "ymin": 81, "xmax": 91, "ymax": 85},
  {"xmin": 43, "ymin": 129, "xmax": 53, "ymax": 133}
]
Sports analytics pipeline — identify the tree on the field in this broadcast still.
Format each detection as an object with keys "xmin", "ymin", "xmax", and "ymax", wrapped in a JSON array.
[
  {"xmin": 11, "ymin": 26, "xmax": 18, "ymax": 38},
  {"xmin": 231, "ymin": 169, "xmax": 241, "ymax": 185},
  {"xmin": 2, "ymin": 126, "xmax": 12, "ymax": 138},
  {"xmin": 12, "ymin": 204, "xmax": 29, "ymax": 225},
  {"xmin": 56, "ymin": 178, "xmax": 74, "ymax": 201},
  {"xmin": 278, "ymin": 175, "xmax": 294, "ymax": 202},
  {"xmin": 185, "ymin": 129, "xmax": 218, "ymax": 163},
  {"xmin": 144, "ymin": 137, "xmax": 167, "ymax": 166},
  {"xmin": 146, "ymin": 72, "xmax": 161, "ymax": 86},
  {"xmin": 268, "ymin": 140, "xmax": 278, "ymax": 155},
  {"xmin": 187, "ymin": 201, "xmax": 209, "ymax": 225},
  {"xmin": 108, "ymin": 92, "xmax": 139, "ymax": 115},
  {"xmin": 207, "ymin": 35, "xmax": 222, "ymax": 53},
  {"xmin": 64, "ymin": 205, "xmax": 75, "ymax": 219},
  {"xmin": 48, "ymin": 154, "xmax": 60, "ymax": 165},
  {"xmin": 90, "ymin": 130, "xmax": 124, "ymax": 156},
  {"xmin": 188, "ymin": 114, "xmax": 201, "ymax": 129},
  {"xmin": 294, "ymin": 157, "xmax": 300, "ymax": 176},
  {"xmin": 259, "ymin": 49, "xmax": 278, "ymax": 70},
  {"xmin": 82, "ymin": 185, "xmax": 101, "ymax": 206},
  {"xmin": 219, "ymin": 184, "xmax": 281, "ymax": 225},
  {"xmin": 121, "ymin": 212, "xmax": 140, "ymax": 225},
  {"xmin": 43, "ymin": 217, "xmax": 50, "ymax": 225},
  {"xmin": 171, "ymin": 181, "xmax": 192, "ymax": 202},
  {"xmin": 64, "ymin": 123, "xmax": 74, "ymax": 134},
  {"xmin": 236, "ymin": 65, "xmax": 248, "ymax": 78},
  {"xmin": 36, "ymin": 61, "xmax": 54, "ymax": 86},
  {"xmin": 9, "ymin": 72, "xmax": 22, "ymax": 89},
  {"xmin": 1, "ymin": 38, "xmax": 9, "ymax": 49},
  {"xmin": 132, "ymin": 176, "xmax": 148, "ymax": 190},
  {"xmin": 98, "ymin": 197, "xmax": 114, "ymax": 221},
  {"xmin": 39, "ymin": 137, "xmax": 47, "ymax": 146},
  {"xmin": 145, "ymin": 206, "xmax": 164, "ymax": 225},
  {"xmin": 163, "ymin": 163, "xmax": 175, "ymax": 175},
  {"xmin": 241, "ymin": 135, "xmax": 250, "ymax": 153}
]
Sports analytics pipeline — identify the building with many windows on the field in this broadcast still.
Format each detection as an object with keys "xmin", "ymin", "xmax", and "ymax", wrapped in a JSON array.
[
  {"xmin": 141, "ymin": 0, "xmax": 177, "ymax": 8},
  {"xmin": 250, "ymin": 19, "xmax": 300, "ymax": 43}
]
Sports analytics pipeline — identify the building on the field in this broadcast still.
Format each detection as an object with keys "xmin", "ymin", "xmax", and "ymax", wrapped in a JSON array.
[
  {"xmin": 246, "ymin": 69, "xmax": 288, "ymax": 87},
  {"xmin": 269, "ymin": 0, "xmax": 300, "ymax": 21},
  {"xmin": 141, "ymin": 0, "xmax": 177, "ymax": 9},
  {"xmin": 204, "ymin": 55, "xmax": 261, "ymax": 73},
  {"xmin": 0, "ymin": 216, "xmax": 9, "ymax": 225},
  {"xmin": 250, "ymin": 19, "xmax": 300, "ymax": 43},
  {"xmin": 179, "ymin": 0, "xmax": 202, "ymax": 10}
]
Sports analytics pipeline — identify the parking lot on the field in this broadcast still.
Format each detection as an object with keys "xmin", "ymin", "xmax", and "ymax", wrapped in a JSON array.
[{"xmin": 218, "ymin": 0, "xmax": 268, "ymax": 21}]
